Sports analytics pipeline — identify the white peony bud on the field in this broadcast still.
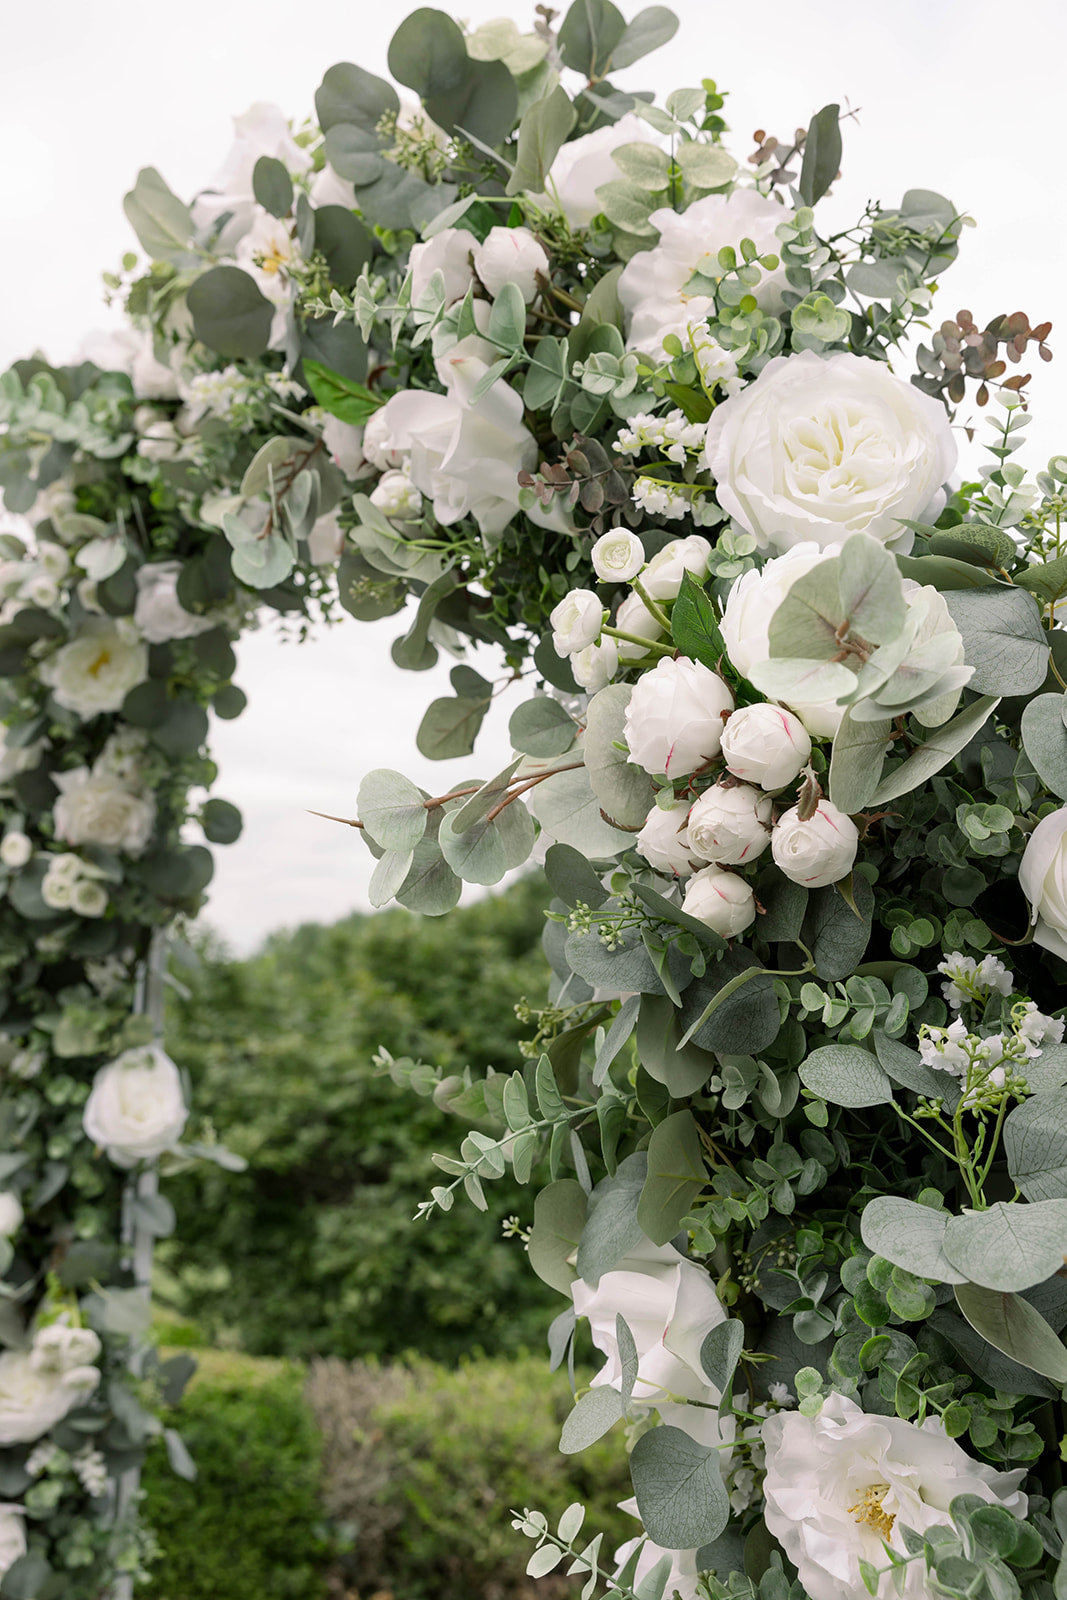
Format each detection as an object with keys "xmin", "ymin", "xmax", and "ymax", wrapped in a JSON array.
[
  {"xmin": 0, "ymin": 1192, "xmax": 22, "ymax": 1236},
  {"xmin": 473, "ymin": 226, "xmax": 549, "ymax": 303},
  {"xmin": 408, "ymin": 227, "xmax": 475, "ymax": 306},
  {"xmin": 641, "ymin": 535, "xmax": 712, "ymax": 601},
  {"xmin": 636, "ymin": 798, "xmax": 701, "ymax": 877},
  {"xmin": 0, "ymin": 833, "xmax": 31, "ymax": 870},
  {"xmin": 370, "ymin": 470, "xmax": 423, "ymax": 520},
  {"xmin": 624, "ymin": 656, "xmax": 734, "ymax": 780},
  {"xmin": 591, "ymin": 530, "xmax": 645, "ymax": 584},
  {"xmin": 682, "ymin": 863, "xmax": 756, "ymax": 937},
  {"xmin": 550, "ymin": 589, "xmax": 604, "ymax": 657},
  {"xmin": 687, "ymin": 783, "xmax": 772, "ymax": 865},
  {"xmin": 614, "ymin": 590, "xmax": 667, "ymax": 661},
  {"xmin": 720, "ymin": 703, "xmax": 812, "ymax": 791},
  {"xmin": 772, "ymin": 801, "xmax": 859, "ymax": 888},
  {"xmin": 571, "ymin": 635, "xmax": 619, "ymax": 693}
]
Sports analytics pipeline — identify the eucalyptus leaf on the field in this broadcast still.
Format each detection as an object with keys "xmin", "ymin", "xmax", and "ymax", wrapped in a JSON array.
[
  {"xmin": 528, "ymin": 1178, "xmax": 588, "ymax": 1292},
  {"xmin": 1004, "ymin": 1094, "xmax": 1067, "ymax": 1201},
  {"xmin": 123, "ymin": 167, "xmax": 195, "ymax": 263},
  {"xmin": 700, "ymin": 1319, "xmax": 745, "ymax": 1392},
  {"xmin": 611, "ymin": 5, "xmax": 680, "ymax": 68},
  {"xmin": 870, "ymin": 695, "xmax": 999, "ymax": 805},
  {"xmin": 252, "ymin": 156, "xmax": 294, "ymax": 218},
  {"xmin": 828, "ymin": 710, "xmax": 893, "ymax": 813},
  {"xmin": 943, "ymin": 587, "xmax": 1049, "ymax": 696},
  {"xmin": 859, "ymin": 1196, "xmax": 967, "ymax": 1284},
  {"xmin": 509, "ymin": 697, "xmax": 578, "ymax": 758},
  {"xmin": 438, "ymin": 793, "xmax": 536, "ymax": 885},
  {"xmin": 576, "ymin": 1154, "xmax": 649, "ymax": 1285},
  {"xmin": 798, "ymin": 103, "xmax": 842, "ymax": 208},
  {"xmin": 507, "ymin": 85, "xmax": 577, "ymax": 195},
  {"xmin": 629, "ymin": 1425, "xmax": 730, "ymax": 1549},
  {"xmin": 636, "ymin": 1110, "xmax": 706, "ymax": 1245},
  {"xmin": 954, "ymin": 1282, "xmax": 1067, "ymax": 1384},
  {"xmin": 187, "ymin": 266, "xmax": 274, "ymax": 360},
  {"xmin": 942, "ymin": 1200, "xmax": 1067, "ymax": 1292},
  {"xmin": 584, "ymin": 684, "xmax": 657, "ymax": 828},
  {"xmin": 1021, "ymin": 693, "xmax": 1067, "ymax": 802},
  {"xmin": 799, "ymin": 1043, "xmax": 894, "ymax": 1109},
  {"xmin": 559, "ymin": 1383, "xmax": 624, "ymax": 1453},
  {"xmin": 357, "ymin": 769, "xmax": 428, "ymax": 852}
]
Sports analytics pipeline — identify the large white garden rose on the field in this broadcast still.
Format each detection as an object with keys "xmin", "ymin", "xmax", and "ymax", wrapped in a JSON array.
[
  {"xmin": 52, "ymin": 768, "xmax": 156, "ymax": 858},
  {"xmin": 1019, "ymin": 807, "xmax": 1067, "ymax": 961},
  {"xmin": 620, "ymin": 190, "xmax": 791, "ymax": 359},
  {"xmin": 624, "ymin": 656, "xmax": 734, "ymax": 780},
  {"xmin": 133, "ymin": 561, "xmax": 215, "ymax": 645},
  {"xmin": 0, "ymin": 1324, "xmax": 101, "ymax": 1445},
  {"xmin": 83, "ymin": 1044, "xmax": 188, "ymax": 1168},
  {"xmin": 40, "ymin": 619, "xmax": 148, "ymax": 719},
  {"xmin": 703, "ymin": 351, "xmax": 957, "ymax": 553},
  {"xmin": 762, "ymin": 1392, "xmax": 1027, "ymax": 1600},
  {"xmin": 0, "ymin": 1508, "xmax": 25, "ymax": 1580},
  {"xmin": 541, "ymin": 113, "xmax": 654, "ymax": 228}
]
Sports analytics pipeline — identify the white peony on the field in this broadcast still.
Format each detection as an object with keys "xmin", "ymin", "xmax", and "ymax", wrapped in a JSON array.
[
  {"xmin": 571, "ymin": 635, "xmax": 619, "ymax": 693},
  {"xmin": 550, "ymin": 589, "xmax": 604, "ymax": 657},
  {"xmin": 636, "ymin": 797, "xmax": 701, "ymax": 877},
  {"xmin": 682, "ymin": 863, "xmax": 757, "ymax": 938},
  {"xmin": 133, "ymin": 561, "xmax": 214, "ymax": 645},
  {"xmin": 620, "ymin": 190, "xmax": 791, "ymax": 360},
  {"xmin": 70, "ymin": 879, "xmax": 108, "ymax": 918},
  {"xmin": 1019, "ymin": 807, "xmax": 1067, "ymax": 962},
  {"xmin": 408, "ymin": 227, "xmax": 475, "ymax": 307},
  {"xmin": 0, "ymin": 1324, "xmax": 101, "ymax": 1445},
  {"xmin": 52, "ymin": 767, "xmax": 156, "ymax": 857},
  {"xmin": 0, "ymin": 1506, "xmax": 25, "ymax": 1579},
  {"xmin": 40, "ymin": 619, "xmax": 149, "ymax": 719},
  {"xmin": 762, "ymin": 1392, "xmax": 1027, "ymax": 1600},
  {"xmin": 772, "ymin": 801, "xmax": 859, "ymax": 888},
  {"xmin": 83, "ymin": 1044, "xmax": 189, "ymax": 1167},
  {"xmin": 473, "ymin": 226, "xmax": 549, "ymax": 303},
  {"xmin": 192, "ymin": 102, "xmax": 311, "ymax": 251},
  {"xmin": 0, "ymin": 832, "xmax": 31, "ymax": 870},
  {"xmin": 541, "ymin": 113, "xmax": 655, "ymax": 228},
  {"xmin": 720, "ymin": 703, "xmax": 812, "ymax": 791},
  {"xmin": 591, "ymin": 529, "xmax": 645, "ymax": 584},
  {"xmin": 624, "ymin": 656, "xmax": 734, "ymax": 780},
  {"xmin": 703, "ymin": 350, "xmax": 958, "ymax": 554},
  {"xmin": 0, "ymin": 1192, "xmax": 22, "ymax": 1236},
  {"xmin": 687, "ymin": 782, "xmax": 772, "ymax": 865},
  {"xmin": 640, "ymin": 535, "xmax": 712, "ymax": 601}
]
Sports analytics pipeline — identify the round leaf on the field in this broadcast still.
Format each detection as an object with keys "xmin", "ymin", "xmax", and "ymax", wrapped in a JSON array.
[{"xmin": 187, "ymin": 266, "xmax": 274, "ymax": 360}]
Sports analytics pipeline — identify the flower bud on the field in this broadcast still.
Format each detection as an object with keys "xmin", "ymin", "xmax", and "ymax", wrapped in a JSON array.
[
  {"xmin": 591, "ymin": 530, "xmax": 645, "ymax": 583},
  {"xmin": 636, "ymin": 798, "xmax": 700, "ymax": 877},
  {"xmin": 0, "ymin": 832, "xmax": 31, "ymax": 870},
  {"xmin": 771, "ymin": 801, "xmax": 859, "ymax": 888},
  {"xmin": 687, "ymin": 783, "xmax": 772, "ymax": 865},
  {"xmin": 682, "ymin": 863, "xmax": 756, "ymax": 937},
  {"xmin": 720, "ymin": 703, "xmax": 811, "ymax": 791},
  {"xmin": 473, "ymin": 226, "xmax": 549, "ymax": 303},
  {"xmin": 571, "ymin": 635, "xmax": 619, "ymax": 693},
  {"xmin": 0, "ymin": 1192, "xmax": 22, "ymax": 1236},
  {"xmin": 641, "ymin": 535, "xmax": 712, "ymax": 601},
  {"xmin": 624, "ymin": 657, "xmax": 734, "ymax": 780},
  {"xmin": 550, "ymin": 589, "xmax": 604, "ymax": 657}
]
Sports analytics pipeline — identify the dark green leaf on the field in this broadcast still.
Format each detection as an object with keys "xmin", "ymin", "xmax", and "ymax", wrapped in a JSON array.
[
  {"xmin": 200, "ymin": 798, "xmax": 243, "ymax": 846},
  {"xmin": 315, "ymin": 62, "xmax": 399, "ymax": 134},
  {"xmin": 188, "ymin": 266, "xmax": 274, "ymax": 360},
  {"xmin": 252, "ymin": 156, "xmax": 294, "ymax": 218},
  {"xmin": 122, "ymin": 167, "xmax": 194, "ymax": 263},
  {"xmin": 313, "ymin": 207, "xmax": 375, "ymax": 287},
  {"xmin": 629, "ymin": 1425, "xmax": 729, "ymax": 1549},
  {"xmin": 636, "ymin": 1110, "xmax": 706, "ymax": 1245},
  {"xmin": 671, "ymin": 571, "xmax": 724, "ymax": 667},
  {"xmin": 798, "ymin": 104, "xmax": 842, "ymax": 208},
  {"xmin": 559, "ymin": 0, "xmax": 627, "ymax": 77}
]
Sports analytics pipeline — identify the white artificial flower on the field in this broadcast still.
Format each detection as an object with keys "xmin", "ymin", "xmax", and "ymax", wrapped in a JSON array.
[
  {"xmin": 624, "ymin": 656, "xmax": 734, "ymax": 780},
  {"xmin": 762, "ymin": 1392, "xmax": 1027, "ymax": 1600},
  {"xmin": 636, "ymin": 797, "xmax": 701, "ymax": 877},
  {"xmin": 70, "ymin": 879, "xmax": 107, "ymax": 918},
  {"xmin": 408, "ymin": 227, "xmax": 475, "ymax": 307},
  {"xmin": 95, "ymin": 727, "xmax": 149, "ymax": 789},
  {"xmin": 938, "ymin": 952, "xmax": 1014, "ymax": 1008},
  {"xmin": 540, "ymin": 113, "xmax": 655, "ymax": 228},
  {"xmin": 687, "ymin": 782, "xmax": 772, "ymax": 865},
  {"xmin": 192, "ymin": 102, "xmax": 311, "ymax": 250},
  {"xmin": 917, "ymin": 1016, "xmax": 975, "ymax": 1077},
  {"xmin": 133, "ymin": 561, "xmax": 214, "ymax": 645},
  {"xmin": 720, "ymin": 703, "xmax": 812, "ymax": 791},
  {"xmin": 76, "ymin": 534, "xmax": 126, "ymax": 582},
  {"xmin": 306, "ymin": 511, "xmax": 345, "ymax": 566},
  {"xmin": 690, "ymin": 326, "xmax": 742, "ymax": 396},
  {"xmin": 234, "ymin": 208, "xmax": 297, "ymax": 313},
  {"xmin": 703, "ymin": 350, "xmax": 958, "ymax": 554},
  {"xmin": 52, "ymin": 768, "xmax": 156, "ymax": 858},
  {"xmin": 0, "ymin": 1193, "xmax": 22, "ymax": 1236},
  {"xmin": 682, "ymin": 863, "xmax": 757, "ymax": 937},
  {"xmin": 36, "ymin": 544, "xmax": 70, "ymax": 583},
  {"xmin": 0, "ymin": 1506, "xmax": 25, "ymax": 1579},
  {"xmin": 136, "ymin": 417, "xmax": 183, "ymax": 464},
  {"xmin": 619, "ymin": 190, "xmax": 791, "ymax": 360},
  {"xmin": 571, "ymin": 635, "xmax": 619, "ymax": 693},
  {"xmin": 0, "ymin": 1325, "xmax": 101, "ymax": 1444},
  {"xmin": 40, "ymin": 619, "xmax": 148, "ymax": 720},
  {"xmin": 616, "ymin": 410, "xmax": 706, "ymax": 462},
  {"xmin": 591, "ymin": 530, "xmax": 645, "ymax": 584},
  {"xmin": 362, "ymin": 408, "xmax": 408, "ymax": 472},
  {"xmin": 83, "ymin": 1043, "xmax": 188, "ymax": 1168},
  {"xmin": 319, "ymin": 415, "xmax": 367, "ymax": 480},
  {"xmin": 473, "ymin": 226, "xmax": 549, "ymax": 303},
  {"xmin": 309, "ymin": 163, "xmax": 356, "ymax": 209},
  {"xmin": 613, "ymin": 1500, "xmax": 702, "ymax": 1600},
  {"xmin": 772, "ymin": 801, "xmax": 859, "ymax": 888},
  {"xmin": 640, "ymin": 536, "xmax": 712, "ymax": 601},
  {"xmin": 613, "ymin": 590, "xmax": 667, "ymax": 662},
  {"xmin": 22, "ymin": 573, "xmax": 59, "ymax": 610},
  {"xmin": 0, "ymin": 733, "xmax": 44, "ymax": 785},
  {"xmin": 370, "ymin": 470, "xmax": 423, "ymax": 520},
  {"xmin": 1015, "ymin": 1001, "xmax": 1065, "ymax": 1056},
  {"xmin": 550, "ymin": 589, "xmax": 604, "ymax": 657},
  {"xmin": 1020, "ymin": 807, "xmax": 1067, "ymax": 962},
  {"xmin": 632, "ymin": 477, "xmax": 688, "ymax": 520},
  {"xmin": 30, "ymin": 1324, "xmax": 102, "ymax": 1375},
  {"xmin": 27, "ymin": 480, "xmax": 76, "ymax": 531},
  {"xmin": 0, "ymin": 833, "xmax": 31, "ymax": 870}
]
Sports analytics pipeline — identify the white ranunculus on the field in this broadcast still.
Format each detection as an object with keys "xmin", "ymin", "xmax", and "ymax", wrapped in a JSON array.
[
  {"xmin": 591, "ymin": 530, "xmax": 645, "ymax": 584},
  {"xmin": 703, "ymin": 350, "xmax": 958, "ymax": 554},
  {"xmin": 541, "ymin": 112, "xmax": 655, "ymax": 228},
  {"xmin": 772, "ymin": 801, "xmax": 859, "ymax": 888},
  {"xmin": 192, "ymin": 102, "xmax": 311, "ymax": 250},
  {"xmin": 640, "ymin": 535, "xmax": 712, "ymax": 601},
  {"xmin": 0, "ymin": 833, "xmax": 31, "ymax": 870},
  {"xmin": 614, "ymin": 1501, "xmax": 702, "ymax": 1600},
  {"xmin": 571, "ymin": 635, "xmax": 619, "ymax": 693},
  {"xmin": 0, "ymin": 1324, "xmax": 101, "ymax": 1445},
  {"xmin": 83, "ymin": 1044, "xmax": 188, "ymax": 1168},
  {"xmin": 134, "ymin": 561, "xmax": 214, "ymax": 645},
  {"xmin": 550, "ymin": 589, "xmax": 604, "ymax": 657},
  {"xmin": 362, "ymin": 408, "xmax": 408, "ymax": 472},
  {"xmin": 0, "ymin": 1506, "xmax": 25, "ymax": 1578},
  {"xmin": 40, "ymin": 619, "xmax": 148, "ymax": 720},
  {"xmin": 52, "ymin": 768, "xmax": 156, "ymax": 858},
  {"xmin": 620, "ymin": 190, "xmax": 791, "ymax": 360},
  {"xmin": 682, "ymin": 863, "xmax": 757, "ymax": 937},
  {"xmin": 321, "ymin": 415, "xmax": 367, "ymax": 479},
  {"xmin": 720, "ymin": 703, "xmax": 812, "ymax": 791},
  {"xmin": 624, "ymin": 656, "xmax": 734, "ymax": 780},
  {"xmin": 0, "ymin": 1192, "xmax": 22, "ymax": 1236},
  {"xmin": 636, "ymin": 797, "xmax": 701, "ymax": 877},
  {"xmin": 409, "ymin": 227, "xmax": 475, "ymax": 307},
  {"xmin": 70, "ymin": 879, "xmax": 107, "ymax": 918},
  {"xmin": 1020, "ymin": 807, "xmax": 1067, "ymax": 961},
  {"xmin": 473, "ymin": 226, "xmax": 549, "ymax": 303},
  {"xmin": 687, "ymin": 782, "xmax": 772, "ymax": 865},
  {"xmin": 762, "ymin": 1391, "xmax": 1027, "ymax": 1600},
  {"xmin": 614, "ymin": 590, "xmax": 667, "ymax": 661}
]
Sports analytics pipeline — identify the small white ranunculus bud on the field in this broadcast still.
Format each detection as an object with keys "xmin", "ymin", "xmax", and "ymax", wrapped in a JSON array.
[
  {"xmin": 772, "ymin": 801, "xmax": 859, "ymax": 888},
  {"xmin": 1019, "ymin": 806, "xmax": 1067, "ymax": 961},
  {"xmin": 641, "ymin": 535, "xmax": 712, "ymax": 601},
  {"xmin": 720, "ymin": 703, "xmax": 812, "ymax": 791},
  {"xmin": 70, "ymin": 879, "xmax": 107, "ymax": 918},
  {"xmin": 591, "ymin": 530, "xmax": 645, "ymax": 584},
  {"xmin": 624, "ymin": 656, "xmax": 735, "ymax": 780},
  {"xmin": 473, "ymin": 226, "xmax": 550, "ymax": 303},
  {"xmin": 550, "ymin": 589, "xmax": 604, "ymax": 657},
  {"xmin": 0, "ymin": 1192, "xmax": 22, "ymax": 1236},
  {"xmin": 370, "ymin": 470, "xmax": 423, "ymax": 520},
  {"xmin": 683, "ymin": 863, "xmax": 756, "ymax": 937},
  {"xmin": 614, "ymin": 590, "xmax": 666, "ymax": 661},
  {"xmin": 687, "ymin": 783, "xmax": 772, "ymax": 865},
  {"xmin": 0, "ymin": 833, "xmax": 31, "ymax": 870},
  {"xmin": 571, "ymin": 635, "xmax": 619, "ymax": 693},
  {"xmin": 636, "ymin": 798, "xmax": 701, "ymax": 877},
  {"xmin": 40, "ymin": 870, "xmax": 73, "ymax": 911},
  {"xmin": 409, "ymin": 227, "xmax": 475, "ymax": 307}
]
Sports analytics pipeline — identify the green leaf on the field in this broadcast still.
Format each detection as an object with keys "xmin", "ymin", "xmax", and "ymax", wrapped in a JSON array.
[
  {"xmin": 799, "ymin": 1043, "xmax": 894, "ymax": 1109},
  {"xmin": 610, "ymin": 5, "xmax": 680, "ymax": 68},
  {"xmin": 828, "ymin": 710, "xmax": 893, "ymax": 813},
  {"xmin": 509, "ymin": 697, "xmax": 577, "ymax": 758},
  {"xmin": 896, "ymin": 552, "xmax": 999, "ymax": 591},
  {"xmin": 584, "ymin": 683, "xmax": 657, "ymax": 828},
  {"xmin": 506, "ymin": 85, "xmax": 577, "ymax": 196},
  {"xmin": 427, "ymin": 58, "xmax": 518, "ymax": 149},
  {"xmin": 302, "ymin": 361, "xmax": 382, "ymax": 428},
  {"xmin": 954, "ymin": 1282, "xmax": 1067, "ymax": 1383},
  {"xmin": 438, "ymin": 793, "xmax": 536, "ymax": 885},
  {"xmin": 612, "ymin": 141, "xmax": 672, "ymax": 190},
  {"xmin": 671, "ymin": 571, "xmax": 725, "ymax": 667},
  {"xmin": 134, "ymin": 845, "xmax": 214, "ymax": 901},
  {"xmin": 122, "ymin": 166, "xmax": 194, "ymax": 263},
  {"xmin": 860, "ymin": 1197, "xmax": 967, "ymax": 1284},
  {"xmin": 395, "ymin": 836, "xmax": 461, "ymax": 915},
  {"xmin": 391, "ymin": 569, "xmax": 461, "ymax": 673},
  {"xmin": 870, "ymin": 695, "xmax": 1000, "ymax": 806},
  {"xmin": 576, "ymin": 1154, "xmax": 648, "ymax": 1285},
  {"xmin": 487, "ymin": 281, "xmax": 528, "ymax": 353},
  {"xmin": 871, "ymin": 1031, "xmax": 960, "ymax": 1106},
  {"xmin": 368, "ymin": 847, "xmax": 414, "ymax": 907},
  {"xmin": 1016, "ymin": 554, "xmax": 1067, "ymax": 604},
  {"xmin": 200, "ymin": 798, "xmax": 242, "ymax": 846},
  {"xmin": 558, "ymin": 0, "xmax": 627, "ymax": 76},
  {"xmin": 636, "ymin": 993, "xmax": 716, "ymax": 1097},
  {"xmin": 151, "ymin": 699, "xmax": 209, "ymax": 759},
  {"xmin": 388, "ymin": 8, "xmax": 470, "ymax": 95},
  {"xmin": 636, "ymin": 1110, "xmax": 706, "ymax": 1245},
  {"xmin": 798, "ymin": 103, "xmax": 842, "ymax": 208},
  {"xmin": 1021, "ymin": 692, "xmax": 1067, "ymax": 802},
  {"xmin": 544, "ymin": 841, "xmax": 609, "ymax": 910},
  {"xmin": 943, "ymin": 587, "xmax": 1049, "ymax": 696},
  {"xmin": 943, "ymin": 1199, "xmax": 1067, "ymax": 1292},
  {"xmin": 700, "ymin": 1320, "xmax": 744, "ymax": 1391},
  {"xmin": 926, "ymin": 523, "xmax": 1017, "ymax": 571},
  {"xmin": 252, "ymin": 155, "xmax": 294, "ymax": 218},
  {"xmin": 801, "ymin": 878, "xmax": 874, "ymax": 982},
  {"xmin": 675, "ymin": 141, "xmax": 737, "ymax": 190},
  {"xmin": 559, "ymin": 1383, "xmax": 624, "ymax": 1453},
  {"xmin": 299, "ymin": 314, "xmax": 369, "ymax": 383},
  {"xmin": 679, "ymin": 953, "xmax": 779, "ymax": 1055},
  {"xmin": 315, "ymin": 62, "xmax": 399, "ymax": 134},
  {"xmin": 529, "ymin": 763, "xmax": 634, "ymax": 858},
  {"xmin": 188, "ymin": 266, "xmax": 274, "ymax": 360},
  {"xmin": 313, "ymin": 206, "xmax": 375, "ymax": 287},
  {"xmin": 629, "ymin": 1425, "xmax": 730, "ymax": 1549},
  {"xmin": 528, "ymin": 1178, "xmax": 588, "ymax": 1292},
  {"xmin": 1004, "ymin": 1094, "xmax": 1067, "ymax": 1202},
  {"xmin": 357, "ymin": 769, "xmax": 428, "ymax": 851},
  {"xmin": 416, "ymin": 695, "xmax": 491, "ymax": 760},
  {"xmin": 594, "ymin": 178, "xmax": 657, "ymax": 236},
  {"xmin": 1, "ymin": 1554, "xmax": 54, "ymax": 1600}
]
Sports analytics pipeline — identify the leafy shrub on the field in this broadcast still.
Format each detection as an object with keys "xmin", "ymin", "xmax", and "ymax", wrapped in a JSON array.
[
  {"xmin": 142, "ymin": 1351, "xmax": 330, "ymax": 1600},
  {"xmin": 306, "ymin": 1353, "xmax": 635, "ymax": 1600},
  {"xmin": 162, "ymin": 877, "xmax": 556, "ymax": 1360}
]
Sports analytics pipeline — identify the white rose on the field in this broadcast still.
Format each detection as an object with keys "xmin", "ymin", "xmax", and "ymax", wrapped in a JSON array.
[
  {"xmin": 614, "ymin": 590, "xmax": 667, "ymax": 661},
  {"xmin": 772, "ymin": 801, "xmax": 859, "ymax": 888},
  {"xmin": 620, "ymin": 190, "xmax": 791, "ymax": 360},
  {"xmin": 704, "ymin": 350, "xmax": 958, "ymax": 554},
  {"xmin": 762, "ymin": 1392, "xmax": 1027, "ymax": 1600},
  {"xmin": 624, "ymin": 656, "xmax": 734, "ymax": 780},
  {"xmin": 53, "ymin": 768, "xmax": 156, "ymax": 857},
  {"xmin": 1019, "ymin": 807, "xmax": 1067, "ymax": 961},
  {"xmin": 720, "ymin": 703, "xmax": 811, "ymax": 791},
  {"xmin": 40, "ymin": 619, "xmax": 149, "ymax": 719},
  {"xmin": 192, "ymin": 101, "xmax": 312, "ymax": 251},
  {"xmin": 541, "ymin": 113, "xmax": 655, "ymax": 228},
  {"xmin": 41, "ymin": 868, "xmax": 73, "ymax": 911},
  {"xmin": 591, "ymin": 530, "xmax": 645, "ymax": 584},
  {"xmin": 370, "ymin": 470, "xmax": 423, "ymax": 520},
  {"xmin": 613, "ymin": 1501, "xmax": 702, "ymax": 1600},
  {"xmin": 0, "ymin": 1507, "xmax": 25, "ymax": 1578},
  {"xmin": 682, "ymin": 863, "xmax": 756, "ymax": 937},
  {"xmin": 0, "ymin": 1193, "xmax": 22, "ymax": 1236},
  {"xmin": 83, "ymin": 1044, "xmax": 188, "ymax": 1167},
  {"xmin": 473, "ymin": 226, "xmax": 549, "ymax": 303},
  {"xmin": 636, "ymin": 797, "xmax": 701, "ymax": 877},
  {"xmin": 0, "ymin": 1345, "xmax": 100, "ymax": 1444},
  {"xmin": 571, "ymin": 635, "xmax": 619, "ymax": 693},
  {"xmin": 0, "ymin": 833, "xmax": 31, "ymax": 870},
  {"xmin": 408, "ymin": 227, "xmax": 475, "ymax": 307},
  {"xmin": 70, "ymin": 879, "xmax": 108, "ymax": 918},
  {"xmin": 133, "ymin": 561, "xmax": 214, "ymax": 645},
  {"xmin": 687, "ymin": 782, "xmax": 772, "ymax": 865},
  {"xmin": 550, "ymin": 589, "xmax": 604, "ymax": 657},
  {"xmin": 321, "ymin": 416, "xmax": 367, "ymax": 479},
  {"xmin": 640, "ymin": 535, "xmax": 712, "ymax": 601}
]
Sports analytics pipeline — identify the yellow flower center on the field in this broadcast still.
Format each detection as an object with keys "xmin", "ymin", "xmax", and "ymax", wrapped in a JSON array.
[
  {"xmin": 87, "ymin": 649, "xmax": 111, "ymax": 678},
  {"xmin": 258, "ymin": 246, "xmax": 287, "ymax": 277},
  {"xmin": 849, "ymin": 1483, "xmax": 895, "ymax": 1541}
]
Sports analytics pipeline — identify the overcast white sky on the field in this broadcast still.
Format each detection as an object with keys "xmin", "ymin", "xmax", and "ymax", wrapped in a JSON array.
[{"xmin": 2, "ymin": 0, "xmax": 1065, "ymax": 951}]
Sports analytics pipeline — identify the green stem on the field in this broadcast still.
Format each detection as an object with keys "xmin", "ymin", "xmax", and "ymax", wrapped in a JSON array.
[
  {"xmin": 601, "ymin": 626, "xmax": 674, "ymax": 658},
  {"xmin": 630, "ymin": 577, "xmax": 673, "ymax": 633}
]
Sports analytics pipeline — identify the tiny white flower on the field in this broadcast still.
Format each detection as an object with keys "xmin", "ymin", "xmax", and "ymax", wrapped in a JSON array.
[{"xmin": 70, "ymin": 879, "xmax": 108, "ymax": 918}]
